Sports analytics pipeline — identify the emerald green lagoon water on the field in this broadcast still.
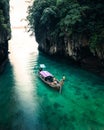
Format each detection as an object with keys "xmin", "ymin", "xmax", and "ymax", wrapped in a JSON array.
[{"xmin": 0, "ymin": 28, "xmax": 104, "ymax": 130}]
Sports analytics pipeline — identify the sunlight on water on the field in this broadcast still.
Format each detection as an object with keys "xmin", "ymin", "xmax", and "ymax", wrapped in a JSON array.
[
  {"xmin": 8, "ymin": 27, "xmax": 40, "ymax": 129},
  {"xmin": 8, "ymin": 0, "xmax": 41, "ymax": 129}
]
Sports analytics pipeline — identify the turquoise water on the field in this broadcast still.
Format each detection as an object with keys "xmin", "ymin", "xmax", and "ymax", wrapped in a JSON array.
[{"xmin": 0, "ymin": 28, "xmax": 104, "ymax": 130}]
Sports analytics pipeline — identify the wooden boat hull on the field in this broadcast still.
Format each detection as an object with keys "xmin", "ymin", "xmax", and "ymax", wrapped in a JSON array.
[
  {"xmin": 38, "ymin": 74, "xmax": 60, "ymax": 91},
  {"xmin": 38, "ymin": 68, "xmax": 65, "ymax": 93}
]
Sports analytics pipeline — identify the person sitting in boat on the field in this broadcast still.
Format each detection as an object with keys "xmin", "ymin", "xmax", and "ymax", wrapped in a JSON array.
[
  {"xmin": 53, "ymin": 78, "xmax": 57, "ymax": 84},
  {"xmin": 60, "ymin": 75, "xmax": 65, "ymax": 86}
]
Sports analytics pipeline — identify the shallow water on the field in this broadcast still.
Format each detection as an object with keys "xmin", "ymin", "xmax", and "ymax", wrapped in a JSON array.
[{"xmin": 0, "ymin": 28, "xmax": 104, "ymax": 130}]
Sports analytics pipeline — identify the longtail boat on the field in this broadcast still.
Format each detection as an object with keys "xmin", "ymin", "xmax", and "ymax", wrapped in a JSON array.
[{"xmin": 38, "ymin": 64, "xmax": 65, "ymax": 93}]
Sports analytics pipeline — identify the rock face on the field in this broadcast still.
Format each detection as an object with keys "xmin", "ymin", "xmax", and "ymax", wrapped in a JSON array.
[
  {"xmin": 38, "ymin": 35, "xmax": 104, "ymax": 76},
  {"xmin": 38, "ymin": 35, "xmax": 97, "ymax": 59},
  {"xmin": 0, "ymin": 0, "xmax": 11, "ymax": 72},
  {"xmin": 0, "ymin": 40, "xmax": 9, "ymax": 64}
]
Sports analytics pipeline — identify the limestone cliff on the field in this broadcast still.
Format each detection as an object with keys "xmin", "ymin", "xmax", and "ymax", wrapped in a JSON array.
[
  {"xmin": 0, "ymin": 0, "xmax": 11, "ymax": 71},
  {"xmin": 38, "ymin": 35, "xmax": 104, "ymax": 76},
  {"xmin": 27, "ymin": 0, "xmax": 104, "ymax": 76}
]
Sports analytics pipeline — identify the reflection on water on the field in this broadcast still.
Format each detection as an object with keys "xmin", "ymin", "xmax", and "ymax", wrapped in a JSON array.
[
  {"xmin": 0, "ymin": 61, "xmax": 14, "ymax": 129},
  {"xmin": 8, "ymin": 28, "xmax": 42, "ymax": 130}
]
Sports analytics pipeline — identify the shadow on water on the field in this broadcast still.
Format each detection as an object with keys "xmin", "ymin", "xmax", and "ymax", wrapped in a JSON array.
[{"xmin": 0, "ymin": 60, "xmax": 15, "ymax": 130}]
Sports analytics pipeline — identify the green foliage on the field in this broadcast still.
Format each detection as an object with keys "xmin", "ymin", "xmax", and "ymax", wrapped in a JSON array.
[
  {"xmin": 27, "ymin": 0, "xmax": 58, "ymax": 42},
  {"xmin": 0, "ymin": 10, "xmax": 7, "ymax": 30},
  {"xmin": 27, "ymin": 0, "xmax": 104, "ymax": 49},
  {"xmin": 89, "ymin": 34, "xmax": 98, "ymax": 50},
  {"xmin": 0, "ymin": 0, "xmax": 11, "ymax": 39},
  {"xmin": 58, "ymin": 2, "xmax": 89, "ymax": 37},
  {"xmin": 90, "ymin": 33, "xmax": 104, "ymax": 51},
  {"xmin": 40, "ymin": 6, "xmax": 57, "ymax": 25}
]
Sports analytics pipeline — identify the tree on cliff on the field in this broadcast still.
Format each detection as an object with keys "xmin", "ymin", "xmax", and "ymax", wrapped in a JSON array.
[
  {"xmin": 0, "ymin": 0, "xmax": 11, "ymax": 63},
  {"xmin": 27, "ymin": 0, "xmax": 104, "ymax": 57},
  {"xmin": 0, "ymin": 0, "xmax": 11, "ymax": 39}
]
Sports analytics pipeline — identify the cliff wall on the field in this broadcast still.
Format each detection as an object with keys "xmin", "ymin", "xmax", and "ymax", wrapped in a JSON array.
[
  {"xmin": 0, "ymin": 0, "xmax": 11, "ymax": 72},
  {"xmin": 38, "ymin": 35, "xmax": 104, "ymax": 76}
]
